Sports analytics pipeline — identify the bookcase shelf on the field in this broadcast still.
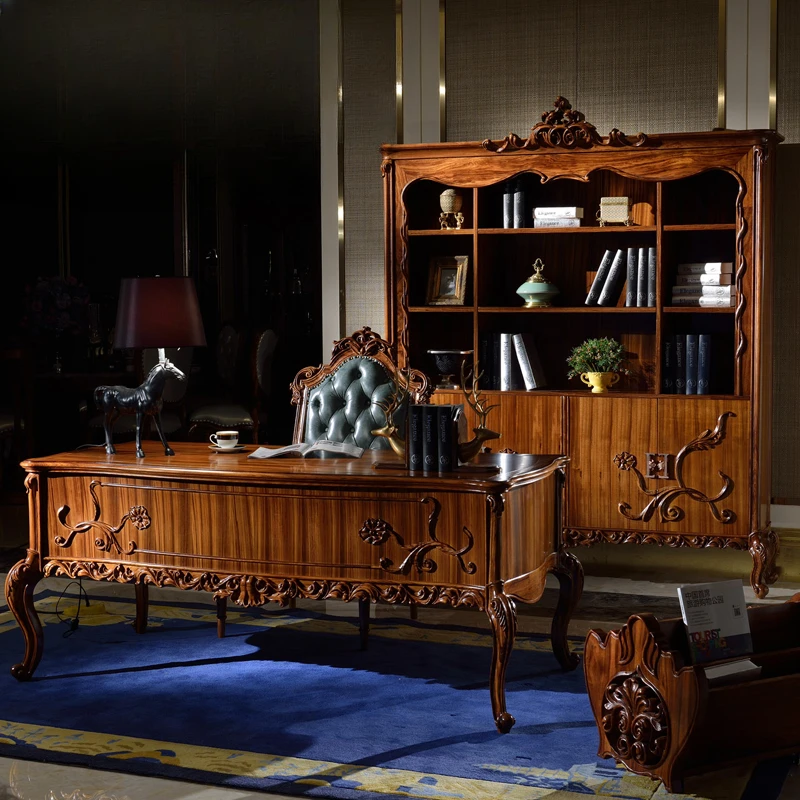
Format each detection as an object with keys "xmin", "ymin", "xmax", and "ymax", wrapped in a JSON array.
[{"xmin": 382, "ymin": 99, "xmax": 780, "ymax": 597}]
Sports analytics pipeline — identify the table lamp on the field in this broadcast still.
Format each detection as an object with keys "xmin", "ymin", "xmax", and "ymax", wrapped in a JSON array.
[{"xmin": 95, "ymin": 276, "xmax": 206, "ymax": 458}]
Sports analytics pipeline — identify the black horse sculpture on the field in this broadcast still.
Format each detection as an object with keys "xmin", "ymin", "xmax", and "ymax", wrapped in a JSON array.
[{"xmin": 94, "ymin": 359, "xmax": 186, "ymax": 458}]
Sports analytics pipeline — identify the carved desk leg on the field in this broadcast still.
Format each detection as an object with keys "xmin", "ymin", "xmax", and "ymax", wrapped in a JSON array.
[
  {"xmin": 486, "ymin": 582, "xmax": 517, "ymax": 733},
  {"xmin": 133, "ymin": 583, "xmax": 149, "ymax": 634},
  {"xmin": 5, "ymin": 549, "xmax": 44, "ymax": 681},
  {"xmin": 749, "ymin": 530, "xmax": 780, "ymax": 599},
  {"xmin": 549, "ymin": 551, "xmax": 584, "ymax": 671},
  {"xmin": 216, "ymin": 596, "xmax": 228, "ymax": 638},
  {"xmin": 358, "ymin": 597, "xmax": 370, "ymax": 650}
]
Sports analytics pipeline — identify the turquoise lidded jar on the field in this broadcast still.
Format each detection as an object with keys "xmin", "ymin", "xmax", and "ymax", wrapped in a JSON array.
[{"xmin": 516, "ymin": 258, "xmax": 559, "ymax": 308}]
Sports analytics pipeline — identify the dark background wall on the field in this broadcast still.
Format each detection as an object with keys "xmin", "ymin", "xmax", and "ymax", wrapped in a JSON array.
[{"xmin": 0, "ymin": 0, "xmax": 322, "ymax": 448}]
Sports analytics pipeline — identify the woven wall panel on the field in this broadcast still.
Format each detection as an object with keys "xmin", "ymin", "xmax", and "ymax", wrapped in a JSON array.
[
  {"xmin": 342, "ymin": 0, "xmax": 395, "ymax": 339},
  {"xmin": 446, "ymin": 0, "xmax": 717, "ymax": 142},
  {"xmin": 778, "ymin": 0, "xmax": 800, "ymax": 144},
  {"xmin": 772, "ymin": 145, "xmax": 800, "ymax": 502},
  {"xmin": 773, "ymin": 3, "xmax": 800, "ymax": 500}
]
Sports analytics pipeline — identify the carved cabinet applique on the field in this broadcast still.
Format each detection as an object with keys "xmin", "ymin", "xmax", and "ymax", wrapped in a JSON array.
[{"xmin": 569, "ymin": 398, "xmax": 749, "ymax": 539}]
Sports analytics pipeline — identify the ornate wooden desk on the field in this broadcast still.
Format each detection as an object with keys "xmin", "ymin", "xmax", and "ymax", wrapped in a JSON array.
[{"xmin": 7, "ymin": 444, "xmax": 582, "ymax": 732}]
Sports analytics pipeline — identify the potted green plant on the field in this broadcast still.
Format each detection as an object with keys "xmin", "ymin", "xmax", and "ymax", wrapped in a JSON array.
[{"xmin": 566, "ymin": 337, "xmax": 630, "ymax": 393}]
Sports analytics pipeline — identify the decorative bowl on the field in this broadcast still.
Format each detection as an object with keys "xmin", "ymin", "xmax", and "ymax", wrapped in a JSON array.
[{"xmin": 427, "ymin": 349, "xmax": 473, "ymax": 389}]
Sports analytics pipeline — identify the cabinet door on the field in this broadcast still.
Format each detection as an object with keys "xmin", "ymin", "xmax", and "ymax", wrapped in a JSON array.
[
  {"xmin": 567, "ymin": 397, "xmax": 659, "ymax": 532},
  {"xmin": 656, "ymin": 399, "xmax": 750, "ymax": 539},
  {"xmin": 432, "ymin": 391, "xmax": 563, "ymax": 455}
]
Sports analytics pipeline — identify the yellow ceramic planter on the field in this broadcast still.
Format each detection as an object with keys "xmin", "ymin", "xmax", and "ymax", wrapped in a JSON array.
[{"xmin": 580, "ymin": 371, "xmax": 619, "ymax": 393}]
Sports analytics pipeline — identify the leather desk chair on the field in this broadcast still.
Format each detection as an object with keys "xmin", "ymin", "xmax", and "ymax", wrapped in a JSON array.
[
  {"xmin": 187, "ymin": 324, "xmax": 255, "ymax": 443},
  {"xmin": 0, "ymin": 346, "xmax": 35, "ymax": 489},
  {"xmin": 213, "ymin": 327, "xmax": 432, "ymax": 640}
]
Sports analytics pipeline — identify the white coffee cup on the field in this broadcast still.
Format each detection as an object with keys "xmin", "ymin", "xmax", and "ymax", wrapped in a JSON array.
[{"xmin": 210, "ymin": 430, "xmax": 239, "ymax": 449}]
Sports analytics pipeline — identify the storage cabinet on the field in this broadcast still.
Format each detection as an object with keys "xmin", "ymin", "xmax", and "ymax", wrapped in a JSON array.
[{"xmin": 381, "ymin": 99, "xmax": 781, "ymax": 596}]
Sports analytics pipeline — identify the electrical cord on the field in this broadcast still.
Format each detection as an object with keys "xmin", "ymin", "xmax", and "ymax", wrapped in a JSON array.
[{"xmin": 55, "ymin": 579, "xmax": 91, "ymax": 637}]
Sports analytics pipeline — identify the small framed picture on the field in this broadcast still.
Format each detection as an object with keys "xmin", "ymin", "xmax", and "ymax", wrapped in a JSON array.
[{"xmin": 426, "ymin": 255, "xmax": 469, "ymax": 306}]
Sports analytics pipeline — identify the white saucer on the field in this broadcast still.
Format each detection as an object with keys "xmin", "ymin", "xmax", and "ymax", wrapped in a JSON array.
[{"xmin": 209, "ymin": 444, "xmax": 246, "ymax": 453}]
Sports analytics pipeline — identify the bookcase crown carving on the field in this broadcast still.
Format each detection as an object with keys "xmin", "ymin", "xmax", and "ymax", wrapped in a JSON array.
[{"xmin": 482, "ymin": 96, "xmax": 652, "ymax": 152}]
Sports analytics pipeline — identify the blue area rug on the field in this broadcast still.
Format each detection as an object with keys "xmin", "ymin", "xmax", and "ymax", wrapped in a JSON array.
[{"xmin": 0, "ymin": 590, "xmax": 789, "ymax": 799}]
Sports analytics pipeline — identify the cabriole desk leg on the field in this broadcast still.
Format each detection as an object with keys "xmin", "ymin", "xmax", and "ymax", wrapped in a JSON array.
[
  {"xmin": 486, "ymin": 582, "xmax": 517, "ymax": 733},
  {"xmin": 5, "ymin": 549, "xmax": 44, "ymax": 681},
  {"xmin": 549, "ymin": 551, "xmax": 584, "ymax": 671},
  {"xmin": 134, "ymin": 583, "xmax": 148, "ymax": 634}
]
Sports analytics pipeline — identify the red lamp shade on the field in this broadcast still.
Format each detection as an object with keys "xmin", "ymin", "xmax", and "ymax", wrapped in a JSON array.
[{"xmin": 113, "ymin": 277, "xmax": 206, "ymax": 349}]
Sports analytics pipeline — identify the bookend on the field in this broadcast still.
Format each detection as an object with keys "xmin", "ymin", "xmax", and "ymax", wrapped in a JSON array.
[{"xmin": 583, "ymin": 593, "xmax": 800, "ymax": 792}]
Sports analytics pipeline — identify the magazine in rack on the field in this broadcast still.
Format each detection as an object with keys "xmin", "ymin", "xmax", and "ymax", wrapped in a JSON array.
[{"xmin": 248, "ymin": 440, "xmax": 365, "ymax": 459}]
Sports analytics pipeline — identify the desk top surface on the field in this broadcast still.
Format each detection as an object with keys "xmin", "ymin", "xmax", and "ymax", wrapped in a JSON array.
[{"xmin": 22, "ymin": 443, "xmax": 567, "ymax": 493}]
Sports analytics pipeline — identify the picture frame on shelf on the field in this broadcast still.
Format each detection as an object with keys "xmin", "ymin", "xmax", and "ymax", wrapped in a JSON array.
[{"xmin": 426, "ymin": 255, "xmax": 469, "ymax": 306}]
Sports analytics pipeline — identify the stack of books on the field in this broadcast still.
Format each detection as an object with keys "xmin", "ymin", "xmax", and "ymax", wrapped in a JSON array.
[
  {"xmin": 671, "ymin": 262, "xmax": 735, "ymax": 307},
  {"xmin": 662, "ymin": 333, "xmax": 713, "ymax": 394},
  {"xmin": 532, "ymin": 206, "xmax": 583, "ymax": 228},
  {"xmin": 502, "ymin": 179, "xmax": 527, "ymax": 228},
  {"xmin": 408, "ymin": 404, "xmax": 464, "ymax": 473},
  {"xmin": 478, "ymin": 332, "xmax": 547, "ymax": 390},
  {"xmin": 585, "ymin": 247, "xmax": 656, "ymax": 307}
]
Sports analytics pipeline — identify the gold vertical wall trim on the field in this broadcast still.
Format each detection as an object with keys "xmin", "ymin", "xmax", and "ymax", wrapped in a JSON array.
[
  {"xmin": 395, "ymin": 0, "xmax": 403, "ymax": 143},
  {"xmin": 337, "ymin": 0, "xmax": 346, "ymax": 333},
  {"xmin": 439, "ymin": 0, "xmax": 446, "ymax": 142},
  {"xmin": 718, "ymin": 0, "xmax": 727, "ymax": 129},
  {"xmin": 769, "ymin": 0, "xmax": 777, "ymax": 129}
]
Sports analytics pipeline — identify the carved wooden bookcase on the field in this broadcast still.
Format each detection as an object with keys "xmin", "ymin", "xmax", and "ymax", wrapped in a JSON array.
[{"xmin": 381, "ymin": 98, "xmax": 781, "ymax": 597}]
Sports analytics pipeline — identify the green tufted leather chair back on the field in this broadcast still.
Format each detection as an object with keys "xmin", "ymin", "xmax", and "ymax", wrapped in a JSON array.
[
  {"xmin": 291, "ymin": 327, "xmax": 432, "ymax": 449},
  {"xmin": 304, "ymin": 357, "xmax": 399, "ymax": 449}
]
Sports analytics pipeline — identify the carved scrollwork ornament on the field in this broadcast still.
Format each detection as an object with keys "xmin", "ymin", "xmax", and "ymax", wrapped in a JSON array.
[
  {"xmin": 563, "ymin": 528, "xmax": 748, "ymax": 550},
  {"xmin": 42, "ymin": 560, "xmax": 487, "ymax": 610},
  {"xmin": 615, "ymin": 413, "xmax": 737, "ymax": 524},
  {"xmin": 482, "ymin": 97, "xmax": 651, "ymax": 153},
  {"xmin": 602, "ymin": 672, "xmax": 669, "ymax": 768},
  {"xmin": 54, "ymin": 481, "xmax": 147, "ymax": 555},
  {"xmin": 359, "ymin": 497, "xmax": 477, "ymax": 575}
]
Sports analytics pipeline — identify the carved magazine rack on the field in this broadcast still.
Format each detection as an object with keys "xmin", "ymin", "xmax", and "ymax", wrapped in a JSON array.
[{"xmin": 583, "ymin": 594, "xmax": 800, "ymax": 792}]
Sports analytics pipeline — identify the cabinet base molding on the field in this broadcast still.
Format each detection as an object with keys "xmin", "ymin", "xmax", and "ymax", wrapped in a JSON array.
[{"xmin": 565, "ymin": 527, "xmax": 779, "ymax": 598}]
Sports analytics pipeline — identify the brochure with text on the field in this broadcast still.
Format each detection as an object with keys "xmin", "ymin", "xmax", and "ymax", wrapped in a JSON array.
[{"xmin": 248, "ymin": 440, "xmax": 365, "ymax": 459}]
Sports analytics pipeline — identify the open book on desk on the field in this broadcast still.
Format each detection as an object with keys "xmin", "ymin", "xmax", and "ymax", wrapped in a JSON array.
[{"xmin": 248, "ymin": 440, "xmax": 365, "ymax": 459}]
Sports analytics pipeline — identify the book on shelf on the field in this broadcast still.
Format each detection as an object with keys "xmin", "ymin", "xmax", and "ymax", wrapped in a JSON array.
[
  {"xmin": 636, "ymin": 247, "xmax": 647, "ymax": 307},
  {"xmin": 533, "ymin": 217, "xmax": 581, "ymax": 228},
  {"xmin": 408, "ymin": 405, "xmax": 424, "ymax": 471},
  {"xmin": 422, "ymin": 405, "xmax": 438, "ymax": 472},
  {"xmin": 662, "ymin": 337, "xmax": 674, "ymax": 393},
  {"xmin": 502, "ymin": 181, "xmax": 513, "ymax": 229},
  {"xmin": 676, "ymin": 272, "xmax": 733, "ymax": 286},
  {"xmin": 533, "ymin": 206, "xmax": 583, "ymax": 218},
  {"xmin": 674, "ymin": 334, "xmax": 686, "ymax": 393},
  {"xmin": 512, "ymin": 333, "xmax": 547, "ymax": 389},
  {"xmin": 597, "ymin": 249, "xmax": 627, "ymax": 307},
  {"xmin": 677, "ymin": 262, "xmax": 734, "ymax": 275},
  {"xmin": 513, "ymin": 178, "xmax": 526, "ymax": 228},
  {"xmin": 646, "ymin": 247, "xmax": 657, "ymax": 307},
  {"xmin": 249, "ymin": 440, "xmax": 364, "ymax": 459},
  {"xmin": 698, "ymin": 334, "xmax": 711, "ymax": 394},
  {"xmin": 491, "ymin": 334, "xmax": 502, "ymax": 389},
  {"xmin": 625, "ymin": 248, "xmax": 637, "ymax": 307},
  {"xmin": 685, "ymin": 333, "xmax": 698, "ymax": 395},
  {"xmin": 671, "ymin": 295, "xmax": 735, "ymax": 307},
  {"xmin": 585, "ymin": 249, "xmax": 615, "ymax": 306},
  {"xmin": 436, "ymin": 404, "xmax": 463, "ymax": 473},
  {"xmin": 499, "ymin": 332, "xmax": 525, "ymax": 390},
  {"xmin": 672, "ymin": 284, "xmax": 735, "ymax": 298},
  {"xmin": 478, "ymin": 333, "xmax": 495, "ymax": 390},
  {"xmin": 677, "ymin": 578, "xmax": 753, "ymax": 665}
]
